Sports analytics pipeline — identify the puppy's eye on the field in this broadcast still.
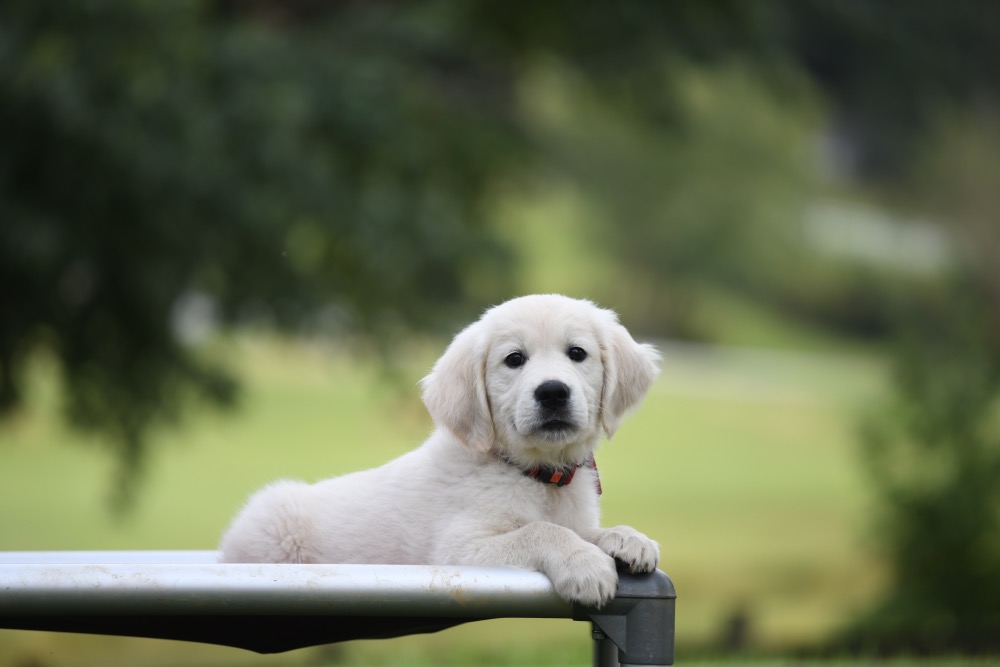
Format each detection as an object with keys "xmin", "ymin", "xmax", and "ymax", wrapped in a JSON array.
[
  {"xmin": 504, "ymin": 352, "xmax": 526, "ymax": 369},
  {"xmin": 568, "ymin": 346, "xmax": 587, "ymax": 362}
]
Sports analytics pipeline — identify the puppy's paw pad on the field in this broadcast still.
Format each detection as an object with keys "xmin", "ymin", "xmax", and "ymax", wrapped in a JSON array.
[
  {"xmin": 552, "ymin": 546, "xmax": 618, "ymax": 608},
  {"xmin": 595, "ymin": 526, "xmax": 660, "ymax": 574}
]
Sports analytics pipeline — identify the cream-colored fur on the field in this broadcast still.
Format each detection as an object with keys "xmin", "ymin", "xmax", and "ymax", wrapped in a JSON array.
[{"xmin": 219, "ymin": 294, "xmax": 661, "ymax": 607}]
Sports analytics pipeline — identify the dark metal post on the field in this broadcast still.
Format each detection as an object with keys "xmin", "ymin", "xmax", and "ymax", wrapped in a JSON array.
[{"xmin": 593, "ymin": 626, "xmax": 622, "ymax": 667}]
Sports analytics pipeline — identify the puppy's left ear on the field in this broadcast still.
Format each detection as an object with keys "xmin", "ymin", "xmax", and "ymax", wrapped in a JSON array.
[
  {"xmin": 600, "ymin": 319, "xmax": 661, "ymax": 438},
  {"xmin": 420, "ymin": 323, "xmax": 495, "ymax": 451}
]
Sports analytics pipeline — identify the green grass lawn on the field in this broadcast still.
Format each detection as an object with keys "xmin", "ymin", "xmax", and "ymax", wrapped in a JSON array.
[{"xmin": 0, "ymin": 334, "xmax": 890, "ymax": 666}]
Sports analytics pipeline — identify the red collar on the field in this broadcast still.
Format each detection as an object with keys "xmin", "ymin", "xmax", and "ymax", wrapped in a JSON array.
[{"xmin": 520, "ymin": 454, "xmax": 602, "ymax": 495}]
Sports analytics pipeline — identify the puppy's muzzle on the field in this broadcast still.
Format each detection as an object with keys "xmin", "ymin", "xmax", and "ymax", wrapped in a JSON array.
[{"xmin": 534, "ymin": 380, "xmax": 574, "ymax": 431}]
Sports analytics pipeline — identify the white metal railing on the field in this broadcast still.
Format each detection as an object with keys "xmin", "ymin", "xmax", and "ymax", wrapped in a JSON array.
[{"xmin": 0, "ymin": 551, "xmax": 675, "ymax": 666}]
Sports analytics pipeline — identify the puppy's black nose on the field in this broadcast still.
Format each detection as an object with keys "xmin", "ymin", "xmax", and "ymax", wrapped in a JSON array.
[{"xmin": 535, "ymin": 380, "xmax": 570, "ymax": 409}]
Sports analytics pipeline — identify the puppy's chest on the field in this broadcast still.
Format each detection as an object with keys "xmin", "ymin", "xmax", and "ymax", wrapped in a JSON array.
[{"xmin": 530, "ymin": 476, "xmax": 598, "ymax": 528}]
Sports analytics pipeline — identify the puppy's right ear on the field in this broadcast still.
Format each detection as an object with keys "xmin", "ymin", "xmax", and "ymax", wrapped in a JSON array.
[{"xmin": 420, "ymin": 323, "xmax": 494, "ymax": 451}]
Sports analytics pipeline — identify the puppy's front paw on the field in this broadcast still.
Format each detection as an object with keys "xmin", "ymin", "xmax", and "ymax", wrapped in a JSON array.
[
  {"xmin": 594, "ymin": 525, "xmax": 660, "ymax": 574},
  {"xmin": 551, "ymin": 543, "xmax": 619, "ymax": 608}
]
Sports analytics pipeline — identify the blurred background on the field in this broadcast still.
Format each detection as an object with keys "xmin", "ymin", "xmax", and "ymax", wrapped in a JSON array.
[{"xmin": 2, "ymin": 1, "xmax": 999, "ymax": 665}]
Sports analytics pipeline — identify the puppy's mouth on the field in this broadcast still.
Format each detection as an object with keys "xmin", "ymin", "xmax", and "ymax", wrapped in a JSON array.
[
  {"xmin": 539, "ymin": 419, "xmax": 575, "ymax": 432},
  {"xmin": 531, "ymin": 414, "xmax": 580, "ymax": 440}
]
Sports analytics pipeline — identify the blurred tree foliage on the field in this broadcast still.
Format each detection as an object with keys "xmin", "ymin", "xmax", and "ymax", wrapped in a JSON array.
[
  {"xmin": 855, "ymin": 295, "xmax": 1000, "ymax": 653},
  {"xmin": 519, "ymin": 59, "xmax": 823, "ymax": 337},
  {"xmin": 478, "ymin": 0, "xmax": 1000, "ymax": 341},
  {"xmin": 778, "ymin": 6, "xmax": 1000, "ymax": 651},
  {"xmin": 0, "ymin": 0, "xmax": 523, "ymax": 501},
  {"xmin": 845, "ymin": 109, "xmax": 1000, "ymax": 653},
  {"xmin": 783, "ymin": 1, "xmax": 1000, "ymax": 180},
  {"xmin": 0, "ymin": 0, "xmax": 785, "ymax": 496}
]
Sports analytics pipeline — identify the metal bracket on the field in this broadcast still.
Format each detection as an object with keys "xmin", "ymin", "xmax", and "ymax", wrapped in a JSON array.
[{"xmin": 575, "ymin": 569, "xmax": 677, "ymax": 667}]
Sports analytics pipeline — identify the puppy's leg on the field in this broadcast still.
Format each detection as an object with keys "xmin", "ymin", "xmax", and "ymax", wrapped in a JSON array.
[
  {"xmin": 456, "ymin": 522, "xmax": 619, "ymax": 608},
  {"xmin": 581, "ymin": 525, "xmax": 660, "ymax": 574},
  {"xmin": 219, "ymin": 480, "xmax": 317, "ymax": 564}
]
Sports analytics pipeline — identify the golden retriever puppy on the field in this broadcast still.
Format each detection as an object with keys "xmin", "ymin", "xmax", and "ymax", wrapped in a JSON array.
[{"xmin": 219, "ymin": 294, "xmax": 661, "ymax": 607}]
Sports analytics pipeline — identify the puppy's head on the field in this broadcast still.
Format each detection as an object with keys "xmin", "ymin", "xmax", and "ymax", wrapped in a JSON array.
[{"xmin": 421, "ymin": 295, "xmax": 660, "ymax": 467}]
